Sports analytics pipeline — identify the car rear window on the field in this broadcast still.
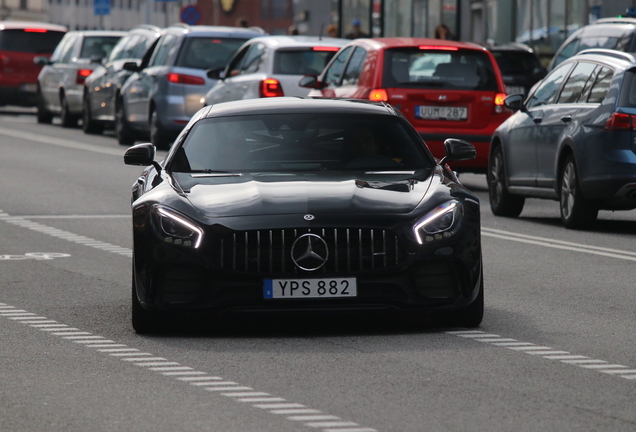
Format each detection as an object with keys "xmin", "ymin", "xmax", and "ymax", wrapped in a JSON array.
[
  {"xmin": 618, "ymin": 69, "xmax": 636, "ymax": 107},
  {"xmin": 79, "ymin": 36, "xmax": 121, "ymax": 59},
  {"xmin": 176, "ymin": 37, "xmax": 250, "ymax": 70},
  {"xmin": 273, "ymin": 49, "xmax": 338, "ymax": 75},
  {"xmin": 0, "ymin": 29, "xmax": 65, "ymax": 53},
  {"xmin": 172, "ymin": 113, "xmax": 433, "ymax": 173},
  {"xmin": 383, "ymin": 48, "xmax": 499, "ymax": 91},
  {"xmin": 491, "ymin": 51, "xmax": 543, "ymax": 75}
]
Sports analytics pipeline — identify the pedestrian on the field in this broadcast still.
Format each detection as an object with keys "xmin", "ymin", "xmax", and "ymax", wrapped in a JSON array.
[
  {"xmin": 434, "ymin": 23, "xmax": 454, "ymax": 40},
  {"xmin": 288, "ymin": 25, "xmax": 299, "ymax": 35},
  {"xmin": 326, "ymin": 24, "xmax": 338, "ymax": 38},
  {"xmin": 345, "ymin": 19, "xmax": 369, "ymax": 39}
]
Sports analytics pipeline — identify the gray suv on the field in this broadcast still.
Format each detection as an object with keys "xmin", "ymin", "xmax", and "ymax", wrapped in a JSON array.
[
  {"xmin": 117, "ymin": 24, "xmax": 264, "ymax": 148},
  {"xmin": 488, "ymin": 49, "xmax": 636, "ymax": 229}
]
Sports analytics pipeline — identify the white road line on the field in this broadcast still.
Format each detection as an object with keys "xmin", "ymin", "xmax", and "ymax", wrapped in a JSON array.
[
  {"xmin": 0, "ymin": 126, "xmax": 123, "ymax": 156},
  {"xmin": 482, "ymin": 227, "xmax": 636, "ymax": 261},
  {"xmin": 449, "ymin": 330, "xmax": 636, "ymax": 382}
]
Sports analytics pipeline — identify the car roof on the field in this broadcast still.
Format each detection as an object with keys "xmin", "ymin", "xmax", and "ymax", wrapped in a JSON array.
[
  {"xmin": 65, "ymin": 30, "xmax": 127, "ymax": 37},
  {"xmin": 487, "ymin": 43, "xmax": 535, "ymax": 53},
  {"xmin": 204, "ymin": 97, "xmax": 399, "ymax": 118},
  {"xmin": 569, "ymin": 48, "xmax": 636, "ymax": 68},
  {"xmin": 163, "ymin": 24, "xmax": 265, "ymax": 38},
  {"xmin": 344, "ymin": 37, "xmax": 487, "ymax": 52},
  {"xmin": 244, "ymin": 35, "xmax": 349, "ymax": 49},
  {"xmin": 0, "ymin": 21, "xmax": 67, "ymax": 32}
]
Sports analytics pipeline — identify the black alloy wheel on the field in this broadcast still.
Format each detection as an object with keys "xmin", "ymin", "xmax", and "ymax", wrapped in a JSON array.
[
  {"xmin": 60, "ymin": 94, "xmax": 78, "ymax": 128},
  {"xmin": 82, "ymin": 93, "xmax": 104, "ymax": 134},
  {"xmin": 488, "ymin": 145, "xmax": 525, "ymax": 217},
  {"xmin": 559, "ymin": 155, "xmax": 598, "ymax": 229},
  {"xmin": 36, "ymin": 90, "xmax": 53, "ymax": 124},
  {"xmin": 115, "ymin": 100, "xmax": 136, "ymax": 146},
  {"xmin": 150, "ymin": 109, "xmax": 172, "ymax": 150}
]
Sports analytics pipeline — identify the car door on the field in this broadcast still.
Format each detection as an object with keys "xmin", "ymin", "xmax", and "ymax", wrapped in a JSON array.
[
  {"xmin": 40, "ymin": 33, "xmax": 76, "ymax": 110},
  {"xmin": 506, "ymin": 62, "xmax": 574, "ymax": 186},
  {"xmin": 535, "ymin": 61, "xmax": 600, "ymax": 188},
  {"xmin": 126, "ymin": 34, "xmax": 176, "ymax": 129}
]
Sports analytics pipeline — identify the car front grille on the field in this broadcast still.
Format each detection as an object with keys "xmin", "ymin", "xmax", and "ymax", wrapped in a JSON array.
[{"xmin": 211, "ymin": 228, "xmax": 405, "ymax": 275}]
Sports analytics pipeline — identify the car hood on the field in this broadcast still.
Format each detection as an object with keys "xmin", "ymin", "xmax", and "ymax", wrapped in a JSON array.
[{"xmin": 171, "ymin": 171, "xmax": 435, "ymax": 218}]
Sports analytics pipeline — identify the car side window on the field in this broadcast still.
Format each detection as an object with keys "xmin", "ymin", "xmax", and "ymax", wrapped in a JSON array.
[
  {"xmin": 586, "ymin": 67, "xmax": 613, "ymax": 104},
  {"xmin": 323, "ymin": 46, "xmax": 353, "ymax": 88},
  {"xmin": 58, "ymin": 35, "xmax": 78, "ymax": 63},
  {"xmin": 240, "ymin": 43, "xmax": 265, "ymax": 74},
  {"xmin": 50, "ymin": 33, "xmax": 73, "ymax": 62},
  {"xmin": 552, "ymin": 38, "xmax": 579, "ymax": 70},
  {"xmin": 526, "ymin": 63, "xmax": 573, "ymax": 109},
  {"xmin": 225, "ymin": 45, "xmax": 250, "ymax": 77},
  {"xmin": 341, "ymin": 47, "xmax": 366, "ymax": 86},
  {"xmin": 149, "ymin": 35, "xmax": 176, "ymax": 67},
  {"xmin": 557, "ymin": 61, "xmax": 597, "ymax": 104}
]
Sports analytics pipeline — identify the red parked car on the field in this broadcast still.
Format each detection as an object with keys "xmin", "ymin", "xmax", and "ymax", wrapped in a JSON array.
[
  {"xmin": 301, "ymin": 38, "xmax": 510, "ymax": 172},
  {"xmin": 0, "ymin": 21, "xmax": 67, "ymax": 107}
]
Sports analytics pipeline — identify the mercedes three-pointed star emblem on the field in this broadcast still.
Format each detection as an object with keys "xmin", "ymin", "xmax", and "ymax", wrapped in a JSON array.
[{"xmin": 291, "ymin": 233, "xmax": 329, "ymax": 271}]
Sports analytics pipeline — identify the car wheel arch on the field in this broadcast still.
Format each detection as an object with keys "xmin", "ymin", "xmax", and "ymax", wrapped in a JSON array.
[{"xmin": 556, "ymin": 143, "xmax": 576, "ymax": 191}]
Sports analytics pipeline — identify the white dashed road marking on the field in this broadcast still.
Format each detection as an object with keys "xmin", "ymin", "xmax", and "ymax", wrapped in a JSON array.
[
  {"xmin": 0, "ymin": 303, "xmax": 378, "ymax": 432},
  {"xmin": 447, "ymin": 330, "xmax": 636, "ymax": 380}
]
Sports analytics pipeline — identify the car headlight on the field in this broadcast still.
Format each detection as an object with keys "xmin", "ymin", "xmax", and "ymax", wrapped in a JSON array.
[
  {"xmin": 154, "ymin": 206, "xmax": 203, "ymax": 248},
  {"xmin": 413, "ymin": 200, "xmax": 462, "ymax": 244}
]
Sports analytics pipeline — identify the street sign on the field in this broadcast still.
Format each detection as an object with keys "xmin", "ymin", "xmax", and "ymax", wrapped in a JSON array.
[
  {"xmin": 94, "ymin": 0, "xmax": 110, "ymax": 15},
  {"xmin": 180, "ymin": 4, "xmax": 202, "ymax": 25}
]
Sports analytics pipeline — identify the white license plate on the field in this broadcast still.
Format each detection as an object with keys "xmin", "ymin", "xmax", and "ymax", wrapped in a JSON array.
[
  {"xmin": 21, "ymin": 83, "xmax": 37, "ymax": 92},
  {"xmin": 264, "ymin": 277, "xmax": 357, "ymax": 299},
  {"xmin": 417, "ymin": 105, "xmax": 467, "ymax": 120},
  {"xmin": 505, "ymin": 85, "xmax": 525, "ymax": 95}
]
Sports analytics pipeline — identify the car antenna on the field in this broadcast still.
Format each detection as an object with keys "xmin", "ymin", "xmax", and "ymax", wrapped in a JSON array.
[{"xmin": 318, "ymin": 24, "xmax": 324, "ymax": 40}]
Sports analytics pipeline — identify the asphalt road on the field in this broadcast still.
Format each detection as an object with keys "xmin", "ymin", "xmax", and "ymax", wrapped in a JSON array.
[{"xmin": 1, "ymin": 107, "xmax": 635, "ymax": 432}]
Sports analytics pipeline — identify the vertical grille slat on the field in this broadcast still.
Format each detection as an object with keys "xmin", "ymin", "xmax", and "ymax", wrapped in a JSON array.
[{"xmin": 215, "ymin": 227, "xmax": 404, "ymax": 274}]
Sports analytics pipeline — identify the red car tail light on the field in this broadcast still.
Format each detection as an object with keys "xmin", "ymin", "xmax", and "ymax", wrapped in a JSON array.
[
  {"xmin": 604, "ymin": 112, "xmax": 636, "ymax": 130},
  {"xmin": 493, "ymin": 92, "xmax": 506, "ymax": 114},
  {"xmin": 312, "ymin": 46, "xmax": 340, "ymax": 51},
  {"xmin": 260, "ymin": 78, "xmax": 284, "ymax": 97},
  {"xmin": 24, "ymin": 28, "xmax": 48, "ymax": 33},
  {"xmin": 369, "ymin": 88, "xmax": 388, "ymax": 101},
  {"xmin": 167, "ymin": 73, "xmax": 205, "ymax": 85},
  {"xmin": 76, "ymin": 68, "xmax": 92, "ymax": 84},
  {"xmin": 419, "ymin": 45, "xmax": 458, "ymax": 51}
]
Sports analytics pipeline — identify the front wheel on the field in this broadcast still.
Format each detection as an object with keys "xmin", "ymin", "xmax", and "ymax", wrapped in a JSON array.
[
  {"xmin": 150, "ymin": 109, "xmax": 173, "ymax": 150},
  {"xmin": 82, "ymin": 93, "xmax": 103, "ymax": 134},
  {"xmin": 560, "ymin": 156, "xmax": 598, "ymax": 229},
  {"xmin": 487, "ymin": 145, "xmax": 525, "ymax": 217},
  {"xmin": 60, "ymin": 94, "xmax": 78, "ymax": 128},
  {"xmin": 132, "ymin": 272, "xmax": 164, "ymax": 334},
  {"xmin": 36, "ymin": 90, "xmax": 53, "ymax": 124},
  {"xmin": 115, "ymin": 100, "xmax": 136, "ymax": 146}
]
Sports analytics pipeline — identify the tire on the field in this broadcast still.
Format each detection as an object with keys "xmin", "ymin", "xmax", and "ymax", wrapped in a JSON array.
[
  {"xmin": 150, "ymin": 109, "xmax": 172, "ymax": 150},
  {"xmin": 60, "ymin": 94, "xmax": 78, "ymax": 128},
  {"xmin": 559, "ymin": 155, "xmax": 598, "ymax": 229},
  {"xmin": 82, "ymin": 93, "xmax": 104, "ymax": 135},
  {"xmin": 456, "ymin": 278, "xmax": 484, "ymax": 328},
  {"xmin": 115, "ymin": 100, "xmax": 136, "ymax": 146},
  {"xmin": 36, "ymin": 90, "xmax": 53, "ymax": 124},
  {"xmin": 131, "ymin": 270, "xmax": 164, "ymax": 334},
  {"xmin": 487, "ymin": 145, "xmax": 525, "ymax": 217}
]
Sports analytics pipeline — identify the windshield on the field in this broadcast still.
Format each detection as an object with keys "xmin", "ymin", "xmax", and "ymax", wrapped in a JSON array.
[
  {"xmin": 79, "ymin": 36, "xmax": 121, "ymax": 59},
  {"xmin": 383, "ymin": 48, "xmax": 498, "ymax": 91},
  {"xmin": 171, "ymin": 113, "xmax": 433, "ymax": 173}
]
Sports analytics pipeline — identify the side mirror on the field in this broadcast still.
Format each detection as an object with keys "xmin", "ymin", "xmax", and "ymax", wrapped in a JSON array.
[
  {"xmin": 206, "ymin": 67, "xmax": 225, "ymax": 80},
  {"xmin": 122, "ymin": 61, "xmax": 141, "ymax": 72},
  {"xmin": 124, "ymin": 143, "xmax": 156, "ymax": 166},
  {"xmin": 299, "ymin": 74, "xmax": 321, "ymax": 89},
  {"xmin": 504, "ymin": 93, "xmax": 525, "ymax": 111},
  {"xmin": 442, "ymin": 139, "xmax": 476, "ymax": 162},
  {"xmin": 34, "ymin": 56, "xmax": 52, "ymax": 66}
]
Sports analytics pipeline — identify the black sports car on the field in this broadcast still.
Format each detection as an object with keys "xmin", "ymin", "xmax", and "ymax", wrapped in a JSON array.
[{"xmin": 124, "ymin": 97, "xmax": 483, "ymax": 333}]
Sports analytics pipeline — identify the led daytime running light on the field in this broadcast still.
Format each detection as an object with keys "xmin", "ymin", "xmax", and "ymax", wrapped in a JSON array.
[
  {"xmin": 414, "ymin": 201, "xmax": 459, "ymax": 244},
  {"xmin": 157, "ymin": 207, "xmax": 203, "ymax": 248}
]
